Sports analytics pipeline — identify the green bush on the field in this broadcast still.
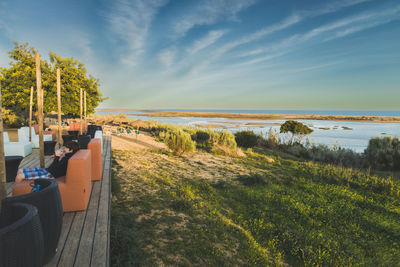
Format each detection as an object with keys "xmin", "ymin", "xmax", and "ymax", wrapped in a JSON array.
[
  {"xmin": 217, "ymin": 131, "xmax": 237, "ymax": 150},
  {"xmin": 364, "ymin": 136, "xmax": 400, "ymax": 171},
  {"xmin": 2, "ymin": 108, "xmax": 25, "ymax": 128},
  {"xmin": 165, "ymin": 129, "xmax": 196, "ymax": 156},
  {"xmin": 191, "ymin": 130, "xmax": 210, "ymax": 143},
  {"xmin": 234, "ymin": 130, "xmax": 261, "ymax": 148}
]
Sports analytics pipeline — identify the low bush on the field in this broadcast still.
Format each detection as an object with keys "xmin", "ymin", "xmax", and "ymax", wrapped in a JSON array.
[
  {"xmin": 165, "ymin": 129, "xmax": 196, "ymax": 156},
  {"xmin": 364, "ymin": 136, "xmax": 400, "ymax": 171},
  {"xmin": 191, "ymin": 130, "xmax": 210, "ymax": 143},
  {"xmin": 217, "ymin": 131, "xmax": 237, "ymax": 150},
  {"xmin": 234, "ymin": 130, "xmax": 261, "ymax": 148}
]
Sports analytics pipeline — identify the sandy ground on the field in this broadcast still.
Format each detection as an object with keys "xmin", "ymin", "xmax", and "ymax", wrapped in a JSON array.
[{"xmin": 110, "ymin": 132, "xmax": 166, "ymax": 151}]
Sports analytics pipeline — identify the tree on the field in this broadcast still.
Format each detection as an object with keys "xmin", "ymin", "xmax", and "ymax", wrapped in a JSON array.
[
  {"xmin": 280, "ymin": 120, "xmax": 313, "ymax": 144},
  {"xmin": 0, "ymin": 42, "xmax": 104, "ymax": 120}
]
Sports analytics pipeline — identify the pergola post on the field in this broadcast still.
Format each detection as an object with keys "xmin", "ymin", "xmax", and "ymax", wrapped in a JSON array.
[
  {"xmin": 84, "ymin": 90, "xmax": 87, "ymax": 132},
  {"xmin": 29, "ymin": 86, "xmax": 33, "ymax": 142},
  {"xmin": 36, "ymin": 53, "xmax": 45, "ymax": 168},
  {"xmin": 80, "ymin": 88, "xmax": 83, "ymax": 135},
  {"xmin": 0, "ymin": 83, "xmax": 6, "ymax": 204},
  {"xmin": 57, "ymin": 68, "xmax": 62, "ymax": 147}
]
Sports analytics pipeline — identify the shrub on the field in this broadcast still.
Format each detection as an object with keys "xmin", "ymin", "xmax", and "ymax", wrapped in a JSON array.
[
  {"xmin": 364, "ymin": 136, "xmax": 400, "ymax": 171},
  {"xmin": 217, "ymin": 131, "xmax": 237, "ymax": 150},
  {"xmin": 165, "ymin": 129, "xmax": 196, "ymax": 156},
  {"xmin": 191, "ymin": 130, "xmax": 210, "ymax": 143},
  {"xmin": 234, "ymin": 130, "xmax": 260, "ymax": 148}
]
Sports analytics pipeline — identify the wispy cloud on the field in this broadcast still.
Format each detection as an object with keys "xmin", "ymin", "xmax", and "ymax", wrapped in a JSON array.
[
  {"xmin": 108, "ymin": 0, "xmax": 168, "ymax": 65},
  {"xmin": 159, "ymin": 48, "xmax": 176, "ymax": 67},
  {"xmin": 173, "ymin": 0, "xmax": 257, "ymax": 38},
  {"xmin": 187, "ymin": 30, "xmax": 227, "ymax": 55}
]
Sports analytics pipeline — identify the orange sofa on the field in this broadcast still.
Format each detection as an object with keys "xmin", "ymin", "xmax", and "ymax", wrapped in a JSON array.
[
  {"xmin": 12, "ymin": 150, "xmax": 92, "ymax": 212},
  {"xmin": 88, "ymin": 138, "xmax": 102, "ymax": 180},
  {"xmin": 33, "ymin": 124, "xmax": 57, "ymax": 141},
  {"xmin": 69, "ymin": 122, "xmax": 88, "ymax": 133}
]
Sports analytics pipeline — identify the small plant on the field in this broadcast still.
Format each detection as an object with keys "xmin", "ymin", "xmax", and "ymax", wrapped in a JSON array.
[
  {"xmin": 165, "ymin": 129, "xmax": 196, "ymax": 156},
  {"xmin": 235, "ymin": 130, "xmax": 261, "ymax": 148}
]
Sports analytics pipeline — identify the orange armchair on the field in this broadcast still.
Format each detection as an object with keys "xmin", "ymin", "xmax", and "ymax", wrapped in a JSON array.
[
  {"xmin": 12, "ymin": 150, "xmax": 92, "ymax": 212},
  {"xmin": 88, "ymin": 138, "xmax": 102, "ymax": 180},
  {"xmin": 33, "ymin": 124, "xmax": 56, "ymax": 141}
]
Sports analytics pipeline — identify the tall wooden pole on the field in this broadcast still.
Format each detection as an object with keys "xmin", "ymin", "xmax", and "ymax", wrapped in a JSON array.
[
  {"xmin": 0, "ymin": 83, "xmax": 7, "ymax": 204},
  {"xmin": 80, "ymin": 88, "xmax": 83, "ymax": 135},
  {"xmin": 84, "ymin": 90, "xmax": 87, "ymax": 133},
  {"xmin": 29, "ymin": 86, "xmax": 33, "ymax": 142},
  {"xmin": 36, "ymin": 53, "xmax": 45, "ymax": 168},
  {"xmin": 57, "ymin": 68, "xmax": 62, "ymax": 147}
]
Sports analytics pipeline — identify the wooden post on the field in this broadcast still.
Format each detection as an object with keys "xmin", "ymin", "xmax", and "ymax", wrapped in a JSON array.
[
  {"xmin": 29, "ymin": 86, "xmax": 33, "ymax": 142},
  {"xmin": 84, "ymin": 90, "xmax": 87, "ymax": 133},
  {"xmin": 80, "ymin": 88, "xmax": 83, "ymax": 135},
  {"xmin": 0, "ymin": 83, "xmax": 7, "ymax": 204},
  {"xmin": 57, "ymin": 68, "xmax": 62, "ymax": 148},
  {"xmin": 36, "ymin": 53, "xmax": 45, "ymax": 168}
]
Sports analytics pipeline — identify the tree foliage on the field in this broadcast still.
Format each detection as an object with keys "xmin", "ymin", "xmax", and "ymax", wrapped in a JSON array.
[
  {"xmin": 0, "ymin": 42, "xmax": 103, "ymax": 118},
  {"xmin": 280, "ymin": 120, "xmax": 313, "ymax": 144}
]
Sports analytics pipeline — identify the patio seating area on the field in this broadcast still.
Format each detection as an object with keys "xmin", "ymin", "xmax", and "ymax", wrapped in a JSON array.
[{"xmin": 5, "ymin": 135, "xmax": 111, "ymax": 267}]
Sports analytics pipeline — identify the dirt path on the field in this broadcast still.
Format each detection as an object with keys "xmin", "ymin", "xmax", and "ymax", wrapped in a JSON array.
[{"xmin": 111, "ymin": 133, "xmax": 166, "ymax": 151}]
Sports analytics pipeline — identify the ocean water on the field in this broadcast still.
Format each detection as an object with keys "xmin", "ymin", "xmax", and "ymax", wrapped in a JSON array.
[{"xmin": 96, "ymin": 109, "xmax": 400, "ymax": 153}]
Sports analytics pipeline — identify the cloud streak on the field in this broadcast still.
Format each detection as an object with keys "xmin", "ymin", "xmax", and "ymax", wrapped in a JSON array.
[
  {"xmin": 108, "ymin": 0, "xmax": 168, "ymax": 65},
  {"xmin": 173, "ymin": 0, "xmax": 257, "ymax": 38}
]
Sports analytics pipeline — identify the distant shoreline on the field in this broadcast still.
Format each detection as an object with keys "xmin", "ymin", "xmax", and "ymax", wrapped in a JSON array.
[
  {"xmin": 132, "ymin": 110, "xmax": 400, "ymax": 123},
  {"xmin": 95, "ymin": 109, "xmax": 400, "ymax": 123}
]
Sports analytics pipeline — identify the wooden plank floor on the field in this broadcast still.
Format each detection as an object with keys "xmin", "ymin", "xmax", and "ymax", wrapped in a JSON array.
[{"xmin": 6, "ymin": 136, "xmax": 112, "ymax": 267}]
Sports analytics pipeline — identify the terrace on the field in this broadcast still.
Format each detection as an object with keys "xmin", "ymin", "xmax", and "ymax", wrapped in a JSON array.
[{"xmin": 5, "ymin": 135, "xmax": 112, "ymax": 267}]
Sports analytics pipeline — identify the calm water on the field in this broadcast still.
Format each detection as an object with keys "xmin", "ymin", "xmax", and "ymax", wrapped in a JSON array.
[{"xmin": 96, "ymin": 109, "xmax": 400, "ymax": 153}]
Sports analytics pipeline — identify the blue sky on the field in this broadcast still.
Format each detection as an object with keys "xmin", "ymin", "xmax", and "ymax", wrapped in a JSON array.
[{"xmin": 0, "ymin": 0, "xmax": 399, "ymax": 110}]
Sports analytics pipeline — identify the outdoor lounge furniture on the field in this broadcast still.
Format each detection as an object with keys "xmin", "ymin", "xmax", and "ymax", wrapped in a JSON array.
[
  {"xmin": 3, "ymin": 132, "xmax": 33, "ymax": 157},
  {"xmin": 62, "ymin": 134, "xmax": 76, "ymax": 144},
  {"xmin": 69, "ymin": 122, "xmax": 87, "ymax": 133},
  {"xmin": 18, "ymin": 127, "xmax": 52, "ymax": 148},
  {"xmin": 2, "ymin": 179, "xmax": 63, "ymax": 264},
  {"xmin": 68, "ymin": 130, "xmax": 79, "ymax": 137},
  {"xmin": 0, "ymin": 203, "xmax": 44, "ymax": 267},
  {"xmin": 44, "ymin": 140, "xmax": 57, "ymax": 155},
  {"xmin": 88, "ymin": 124, "xmax": 102, "ymax": 138},
  {"xmin": 78, "ymin": 134, "xmax": 91, "ymax": 149},
  {"xmin": 94, "ymin": 130, "xmax": 103, "ymax": 152},
  {"xmin": 12, "ymin": 149, "xmax": 93, "ymax": 212},
  {"xmin": 88, "ymin": 138, "xmax": 102, "ymax": 180},
  {"xmin": 5, "ymin": 156, "xmax": 24, "ymax": 182},
  {"xmin": 33, "ymin": 124, "xmax": 56, "ymax": 141}
]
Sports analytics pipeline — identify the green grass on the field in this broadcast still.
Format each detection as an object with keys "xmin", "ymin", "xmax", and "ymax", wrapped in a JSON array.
[{"xmin": 110, "ymin": 148, "xmax": 400, "ymax": 266}]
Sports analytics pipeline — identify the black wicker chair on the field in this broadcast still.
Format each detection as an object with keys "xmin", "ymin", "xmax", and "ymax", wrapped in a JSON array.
[
  {"xmin": 88, "ymin": 125, "xmax": 102, "ymax": 138},
  {"xmin": 78, "ymin": 134, "xmax": 91, "ymax": 149},
  {"xmin": 44, "ymin": 140, "xmax": 57, "ymax": 155},
  {"xmin": 1, "ymin": 179, "xmax": 63, "ymax": 264},
  {"xmin": 5, "ymin": 156, "xmax": 24, "ymax": 182},
  {"xmin": 62, "ymin": 134, "xmax": 76, "ymax": 144},
  {"xmin": 0, "ymin": 203, "xmax": 44, "ymax": 267}
]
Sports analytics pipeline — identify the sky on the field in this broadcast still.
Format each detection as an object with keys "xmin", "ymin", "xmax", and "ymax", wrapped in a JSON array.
[{"xmin": 0, "ymin": 0, "xmax": 399, "ymax": 110}]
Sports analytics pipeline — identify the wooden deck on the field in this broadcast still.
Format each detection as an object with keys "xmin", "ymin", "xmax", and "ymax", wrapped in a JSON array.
[{"xmin": 6, "ymin": 136, "xmax": 112, "ymax": 267}]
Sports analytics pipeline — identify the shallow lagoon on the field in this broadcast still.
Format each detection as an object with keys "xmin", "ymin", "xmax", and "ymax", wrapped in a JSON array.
[{"xmin": 96, "ymin": 110, "xmax": 400, "ymax": 153}]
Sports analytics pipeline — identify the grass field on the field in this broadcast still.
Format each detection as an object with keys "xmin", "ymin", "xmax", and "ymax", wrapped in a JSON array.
[{"xmin": 110, "ymin": 147, "xmax": 400, "ymax": 266}]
